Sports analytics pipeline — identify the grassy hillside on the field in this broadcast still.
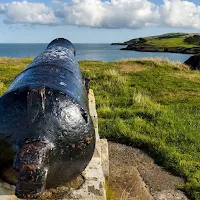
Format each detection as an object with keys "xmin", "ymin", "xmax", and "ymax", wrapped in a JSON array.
[
  {"xmin": 113, "ymin": 33, "xmax": 200, "ymax": 54},
  {"xmin": 0, "ymin": 57, "xmax": 32, "ymax": 94},
  {"xmin": 126, "ymin": 33, "xmax": 200, "ymax": 47},
  {"xmin": 146, "ymin": 37, "xmax": 195, "ymax": 48},
  {"xmin": 1, "ymin": 58, "xmax": 200, "ymax": 199}
]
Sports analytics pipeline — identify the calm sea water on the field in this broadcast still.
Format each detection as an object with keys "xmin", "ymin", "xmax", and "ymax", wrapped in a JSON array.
[{"xmin": 0, "ymin": 43, "xmax": 191, "ymax": 62}]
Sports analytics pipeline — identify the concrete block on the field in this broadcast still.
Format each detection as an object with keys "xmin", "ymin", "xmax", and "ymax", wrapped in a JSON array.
[
  {"xmin": 68, "ymin": 156, "xmax": 106, "ymax": 200},
  {"xmin": 88, "ymin": 89, "xmax": 99, "ymax": 141},
  {"xmin": 0, "ymin": 182, "xmax": 18, "ymax": 200},
  {"xmin": 100, "ymin": 139, "xmax": 109, "ymax": 178}
]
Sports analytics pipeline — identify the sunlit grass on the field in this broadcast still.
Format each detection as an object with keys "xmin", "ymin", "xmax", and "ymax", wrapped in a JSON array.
[
  {"xmin": 80, "ymin": 58, "xmax": 200, "ymax": 199},
  {"xmin": 146, "ymin": 37, "xmax": 195, "ymax": 48}
]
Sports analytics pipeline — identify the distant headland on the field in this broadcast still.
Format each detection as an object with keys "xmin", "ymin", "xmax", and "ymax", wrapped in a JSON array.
[{"xmin": 111, "ymin": 33, "xmax": 200, "ymax": 54}]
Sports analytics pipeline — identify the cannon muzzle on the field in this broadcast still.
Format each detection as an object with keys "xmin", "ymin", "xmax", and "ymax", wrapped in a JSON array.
[
  {"xmin": 15, "ymin": 169, "xmax": 47, "ymax": 199},
  {"xmin": 14, "ymin": 139, "xmax": 53, "ymax": 199}
]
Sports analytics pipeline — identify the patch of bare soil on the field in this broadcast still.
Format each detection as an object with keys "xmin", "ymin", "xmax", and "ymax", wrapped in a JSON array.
[{"xmin": 108, "ymin": 142, "xmax": 189, "ymax": 200}]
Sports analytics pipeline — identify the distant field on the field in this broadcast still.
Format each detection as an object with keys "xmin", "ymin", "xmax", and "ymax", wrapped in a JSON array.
[
  {"xmin": 119, "ymin": 33, "xmax": 200, "ymax": 54},
  {"xmin": 146, "ymin": 37, "xmax": 195, "ymax": 48},
  {"xmin": 1, "ymin": 57, "xmax": 200, "ymax": 199},
  {"xmin": 0, "ymin": 57, "xmax": 32, "ymax": 94}
]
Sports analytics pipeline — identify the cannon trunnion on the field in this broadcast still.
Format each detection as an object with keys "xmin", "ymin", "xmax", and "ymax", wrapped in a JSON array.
[{"xmin": 0, "ymin": 38, "xmax": 95, "ymax": 199}]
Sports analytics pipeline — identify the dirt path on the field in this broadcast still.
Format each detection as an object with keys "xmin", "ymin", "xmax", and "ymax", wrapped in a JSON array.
[{"xmin": 108, "ymin": 142, "xmax": 189, "ymax": 200}]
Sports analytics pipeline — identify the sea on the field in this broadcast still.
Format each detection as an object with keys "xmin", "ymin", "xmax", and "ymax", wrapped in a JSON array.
[{"xmin": 0, "ymin": 43, "xmax": 191, "ymax": 62}]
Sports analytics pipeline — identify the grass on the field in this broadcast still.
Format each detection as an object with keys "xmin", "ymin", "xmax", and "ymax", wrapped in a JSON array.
[
  {"xmin": 146, "ymin": 37, "xmax": 196, "ymax": 48},
  {"xmin": 0, "ymin": 57, "xmax": 32, "ymax": 94},
  {"xmin": 106, "ymin": 180, "xmax": 115, "ymax": 200},
  {"xmin": 1, "ymin": 57, "xmax": 200, "ymax": 199},
  {"xmin": 80, "ymin": 58, "xmax": 200, "ymax": 199}
]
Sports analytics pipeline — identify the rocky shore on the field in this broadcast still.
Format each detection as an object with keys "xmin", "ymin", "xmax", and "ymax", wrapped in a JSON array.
[
  {"xmin": 121, "ymin": 45, "xmax": 200, "ymax": 54},
  {"xmin": 184, "ymin": 54, "xmax": 200, "ymax": 70}
]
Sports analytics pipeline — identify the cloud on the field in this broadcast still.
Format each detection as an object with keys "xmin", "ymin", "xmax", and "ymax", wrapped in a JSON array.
[
  {"xmin": 0, "ymin": 1, "xmax": 57, "ymax": 25},
  {"xmin": 57, "ymin": 0, "xmax": 160, "ymax": 29},
  {"xmin": 54, "ymin": 0, "xmax": 200, "ymax": 29},
  {"xmin": 0, "ymin": 0, "xmax": 200, "ymax": 29},
  {"xmin": 0, "ymin": 3, "xmax": 8, "ymax": 13},
  {"xmin": 160, "ymin": 0, "xmax": 200, "ymax": 29}
]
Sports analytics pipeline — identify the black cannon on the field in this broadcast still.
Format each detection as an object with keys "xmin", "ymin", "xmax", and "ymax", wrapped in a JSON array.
[{"xmin": 0, "ymin": 38, "xmax": 95, "ymax": 199}]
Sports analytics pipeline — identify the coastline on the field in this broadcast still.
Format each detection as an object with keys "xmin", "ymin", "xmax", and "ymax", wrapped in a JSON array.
[
  {"xmin": 120, "ymin": 45, "xmax": 200, "ymax": 54},
  {"xmin": 112, "ymin": 33, "xmax": 200, "ymax": 55}
]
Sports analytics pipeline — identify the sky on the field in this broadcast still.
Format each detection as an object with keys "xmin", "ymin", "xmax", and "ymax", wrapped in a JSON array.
[{"xmin": 0, "ymin": 0, "xmax": 199, "ymax": 43}]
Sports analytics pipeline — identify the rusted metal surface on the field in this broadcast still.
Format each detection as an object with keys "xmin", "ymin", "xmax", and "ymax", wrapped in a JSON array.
[{"xmin": 0, "ymin": 38, "xmax": 95, "ymax": 199}]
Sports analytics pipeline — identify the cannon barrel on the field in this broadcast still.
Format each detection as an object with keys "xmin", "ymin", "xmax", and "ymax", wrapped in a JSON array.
[{"xmin": 0, "ymin": 38, "xmax": 95, "ymax": 199}]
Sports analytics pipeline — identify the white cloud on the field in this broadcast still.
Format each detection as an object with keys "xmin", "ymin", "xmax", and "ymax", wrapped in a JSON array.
[
  {"xmin": 0, "ymin": 3, "xmax": 8, "ymax": 13},
  {"xmin": 0, "ymin": 0, "xmax": 200, "ymax": 29},
  {"xmin": 160, "ymin": 0, "xmax": 200, "ymax": 29},
  {"xmin": 57, "ymin": 0, "xmax": 160, "ymax": 29},
  {"xmin": 0, "ymin": 1, "xmax": 57, "ymax": 25},
  {"xmin": 54, "ymin": 0, "xmax": 200, "ymax": 29}
]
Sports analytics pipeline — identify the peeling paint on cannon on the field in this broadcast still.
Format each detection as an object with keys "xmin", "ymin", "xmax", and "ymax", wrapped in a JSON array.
[{"xmin": 0, "ymin": 38, "xmax": 95, "ymax": 199}]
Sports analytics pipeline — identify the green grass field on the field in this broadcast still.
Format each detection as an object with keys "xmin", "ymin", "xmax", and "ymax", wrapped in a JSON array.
[
  {"xmin": 1, "ymin": 57, "xmax": 200, "ymax": 199},
  {"xmin": 146, "ymin": 37, "xmax": 195, "ymax": 48}
]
